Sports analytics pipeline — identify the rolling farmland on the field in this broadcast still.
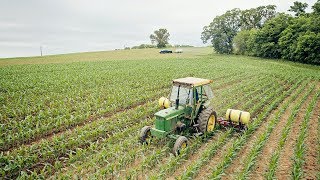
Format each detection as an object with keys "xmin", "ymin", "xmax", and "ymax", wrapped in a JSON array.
[{"xmin": 0, "ymin": 48, "xmax": 319, "ymax": 179}]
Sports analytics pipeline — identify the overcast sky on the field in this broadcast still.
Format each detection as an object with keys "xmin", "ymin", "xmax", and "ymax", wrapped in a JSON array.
[{"xmin": 0, "ymin": 0, "xmax": 317, "ymax": 58}]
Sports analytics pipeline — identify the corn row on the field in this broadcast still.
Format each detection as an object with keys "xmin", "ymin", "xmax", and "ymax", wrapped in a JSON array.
[
  {"xmin": 237, "ymin": 80, "xmax": 313, "ymax": 179},
  {"xmin": 208, "ymin": 77, "xmax": 303, "ymax": 179},
  {"xmin": 291, "ymin": 91, "xmax": 319, "ymax": 179},
  {"xmin": 264, "ymin": 86, "xmax": 315, "ymax": 179}
]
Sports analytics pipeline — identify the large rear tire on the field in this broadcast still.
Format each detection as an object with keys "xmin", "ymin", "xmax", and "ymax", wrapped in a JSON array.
[
  {"xmin": 198, "ymin": 107, "xmax": 217, "ymax": 133},
  {"xmin": 173, "ymin": 136, "xmax": 188, "ymax": 156}
]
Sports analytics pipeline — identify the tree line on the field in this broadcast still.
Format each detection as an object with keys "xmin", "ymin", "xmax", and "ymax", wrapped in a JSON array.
[{"xmin": 201, "ymin": 1, "xmax": 320, "ymax": 65}]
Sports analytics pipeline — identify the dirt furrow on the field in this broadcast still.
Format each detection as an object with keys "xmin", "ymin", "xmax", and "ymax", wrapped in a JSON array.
[
  {"xmin": 221, "ymin": 84, "xmax": 309, "ymax": 179},
  {"xmin": 302, "ymin": 91, "xmax": 319, "ymax": 179},
  {"xmin": 275, "ymin": 87, "xmax": 317, "ymax": 179},
  {"xmin": 193, "ymin": 137, "xmax": 236, "ymax": 180},
  {"xmin": 166, "ymin": 132, "xmax": 225, "ymax": 179}
]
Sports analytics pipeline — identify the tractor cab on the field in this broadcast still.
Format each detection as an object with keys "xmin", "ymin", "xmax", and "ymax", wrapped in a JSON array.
[{"xmin": 170, "ymin": 77, "xmax": 214, "ymax": 108}]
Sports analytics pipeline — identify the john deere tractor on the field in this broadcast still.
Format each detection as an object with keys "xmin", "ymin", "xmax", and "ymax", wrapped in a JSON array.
[
  {"xmin": 140, "ymin": 77, "xmax": 251, "ymax": 155},
  {"xmin": 140, "ymin": 77, "xmax": 217, "ymax": 155}
]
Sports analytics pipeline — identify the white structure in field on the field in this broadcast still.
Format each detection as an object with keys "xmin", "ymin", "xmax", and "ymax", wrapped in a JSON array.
[{"xmin": 175, "ymin": 49, "xmax": 183, "ymax": 53}]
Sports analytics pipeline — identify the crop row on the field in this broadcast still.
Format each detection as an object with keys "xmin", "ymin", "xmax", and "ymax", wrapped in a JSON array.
[
  {"xmin": 207, "ymin": 77, "xmax": 304, "ymax": 179},
  {"xmin": 264, "ymin": 85, "xmax": 314, "ymax": 179},
  {"xmin": 237, "ymin": 81, "xmax": 314, "ymax": 179},
  {"xmin": 1, "ymin": 67, "xmax": 254, "ymax": 151},
  {"xmin": 291, "ymin": 91, "xmax": 319, "ymax": 179},
  {"xmin": 53, "ymin": 73, "xmax": 269, "ymax": 178},
  {"xmin": 175, "ymin": 77, "xmax": 304, "ymax": 179},
  {"xmin": 1, "ymin": 100, "xmax": 158, "ymax": 178},
  {"xmin": 129, "ymin": 76, "xmax": 296, "ymax": 179},
  {"xmin": 52, "ymin": 72, "xmax": 278, "ymax": 178},
  {"xmin": 1, "ymin": 71, "xmax": 259, "ymax": 179},
  {"xmin": 125, "ymin": 75, "xmax": 290, "ymax": 179}
]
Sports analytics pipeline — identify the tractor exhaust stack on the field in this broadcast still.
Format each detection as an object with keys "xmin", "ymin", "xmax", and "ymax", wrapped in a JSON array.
[{"xmin": 175, "ymin": 85, "xmax": 180, "ymax": 109}]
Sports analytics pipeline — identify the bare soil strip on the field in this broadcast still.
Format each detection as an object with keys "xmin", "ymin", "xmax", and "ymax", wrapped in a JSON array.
[
  {"xmin": 193, "ymin": 81, "xmax": 304, "ymax": 179},
  {"xmin": 222, "ymin": 84, "xmax": 312, "ymax": 179},
  {"xmin": 302, "ymin": 91, "xmax": 319, "ymax": 179},
  {"xmin": 275, "ymin": 87, "xmax": 317, "ymax": 179}
]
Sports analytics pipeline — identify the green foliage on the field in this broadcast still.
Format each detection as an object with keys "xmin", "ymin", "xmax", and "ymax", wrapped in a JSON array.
[
  {"xmin": 131, "ymin": 44, "xmax": 156, "ymax": 49},
  {"xmin": 202, "ymin": 6, "xmax": 276, "ymax": 54},
  {"xmin": 312, "ymin": 0, "xmax": 320, "ymax": 14},
  {"xmin": 252, "ymin": 13, "xmax": 293, "ymax": 58},
  {"xmin": 232, "ymin": 30, "xmax": 254, "ymax": 55},
  {"xmin": 201, "ymin": 8, "xmax": 241, "ymax": 54},
  {"xmin": 205, "ymin": 1, "xmax": 320, "ymax": 65},
  {"xmin": 291, "ymin": 92, "xmax": 319, "ymax": 179},
  {"xmin": 240, "ymin": 5, "xmax": 277, "ymax": 30},
  {"xmin": 149, "ymin": 28, "xmax": 170, "ymax": 48},
  {"xmin": 289, "ymin": 1, "xmax": 308, "ymax": 16},
  {"xmin": 279, "ymin": 15, "xmax": 320, "ymax": 64}
]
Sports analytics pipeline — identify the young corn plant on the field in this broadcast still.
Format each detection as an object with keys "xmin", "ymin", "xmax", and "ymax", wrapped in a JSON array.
[
  {"xmin": 209, "ymin": 78, "xmax": 303, "ymax": 179},
  {"xmin": 237, "ymin": 80, "xmax": 311, "ymax": 179},
  {"xmin": 291, "ymin": 92, "xmax": 319, "ymax": 179},
  {"xmin": 265, "ymin": 84, "xmax": 315, "ymax": 179}
]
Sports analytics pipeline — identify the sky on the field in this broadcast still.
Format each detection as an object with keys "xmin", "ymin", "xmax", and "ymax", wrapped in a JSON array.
[{"xmin": 0, "ymin": 0, "xmax": 317, "ymax": 58}]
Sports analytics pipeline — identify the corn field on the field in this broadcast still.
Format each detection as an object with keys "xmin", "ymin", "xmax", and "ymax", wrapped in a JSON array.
[{"xmin": 0, "ymin": 48, "xmax": 319, "ymax": 179}]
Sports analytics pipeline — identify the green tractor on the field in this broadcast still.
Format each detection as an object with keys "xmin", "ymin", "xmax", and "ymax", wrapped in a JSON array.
[{"xmin": 140, "ymin": 77, "xmax": 218, "ymax": 155}]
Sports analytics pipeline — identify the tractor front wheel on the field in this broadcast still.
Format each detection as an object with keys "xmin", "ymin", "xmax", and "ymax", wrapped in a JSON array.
[
  {"xmin": 140, "ymin": 126, "xmax": 152, "ymax": 145},
  {"xmin": 173, "ymin": 136, "xmax": 188, "ymax": 156},
  {"xmin": 198, "ymin": 107, "xmax": 217, "ymax": 133}
]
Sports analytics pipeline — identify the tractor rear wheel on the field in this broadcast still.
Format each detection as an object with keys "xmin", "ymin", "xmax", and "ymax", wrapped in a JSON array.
[
  {"xmin": 198, "ymin": 107, "xmax": 217, "ymax": 133},
  {"xmin": 173, "ymin": 136, "xmax": 188, "ymax": 156},
  {"xmin": 140, "ymin": 126, "xmax": 152, "ymax": 145}
]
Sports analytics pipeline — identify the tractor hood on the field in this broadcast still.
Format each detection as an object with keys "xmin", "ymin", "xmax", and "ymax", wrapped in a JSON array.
[{"xmin": 155, "ymin": 106, "xmax": 184, "ymax": 119}]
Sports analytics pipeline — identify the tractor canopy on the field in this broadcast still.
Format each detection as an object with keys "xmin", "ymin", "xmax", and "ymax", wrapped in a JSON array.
[
  {"xmin": 169, "ymin": 77, "xmax": 214, "ymax": 105},
  {"xmin": 172, "ymin": 77, "xmax": 213, "ymax": 87}
]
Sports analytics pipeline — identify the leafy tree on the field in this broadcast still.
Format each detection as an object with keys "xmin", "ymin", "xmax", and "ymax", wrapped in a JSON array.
[
  {"xmin": 312, "ymin": 0, "xmax": 320, "ymax": 14},
  {"xmin": 150, "ymin": 28, "xmax": 170, "ymax": 48},
  {"xmin": 240, "ymin": 5, "xmax": 277, "ymax": 30},
  {"xmin": 201, "ymin": 8, "xmax": 241, "ymax": 54},
  {"xmin": 289, "ymin": 1, "xmax": 308, "ymax": 16},
  {"xmin": 279, "ymin": 15, "xmax": 320, "ymax": 64},
  {"xmin": 202, "ymin": 6, "xmax": 276, "ymax": 54},
  {"xmin": 232, "ymin": 30, "xmax": 251, "ymax": 55},
  {"xmin": 252, "ymin": 13, "xmax": 293, "ymax": 58},
  {"xmin": 296, "ymin": 31, "xmax": 320, "ymax": 64}
]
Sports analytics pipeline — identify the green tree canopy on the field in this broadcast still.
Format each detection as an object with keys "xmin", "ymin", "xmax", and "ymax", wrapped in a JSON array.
[
  {"xmin": 289, "ymin": 1, "xmax": 308, "ymax": 16},
  {"xmin": 202, "ymin": 6, "xmax": 276, "ymax": 54},
  {"xmin": 150, "ymin": 28, "xmax": 170, "ymax": 48},
  {"xmin": 240, "ymin": 5, "xmax": 277, "ymax": 30},
  {"xmin": 312, "ymin": 0, "xmax": 320, "ymax": 14},
  {"xmin": 251, "ymin": 13, "xmax": 293, "ymax": 58},
  {"xmin": 232, "ymin": 29, "xmax": 257, "ymax": 55},
  {"xmin": 201, "ymin": 8, "xmax": 241, "ymax": 54},
  {"xmin": 279, "ymin": 15, "xmax": 320, "ymax": 64}
]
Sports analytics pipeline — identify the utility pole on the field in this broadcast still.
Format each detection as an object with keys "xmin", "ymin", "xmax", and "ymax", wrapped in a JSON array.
[{"xmin": 40, "ymin": 46, "xmax": 43, "ymax": 56}]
